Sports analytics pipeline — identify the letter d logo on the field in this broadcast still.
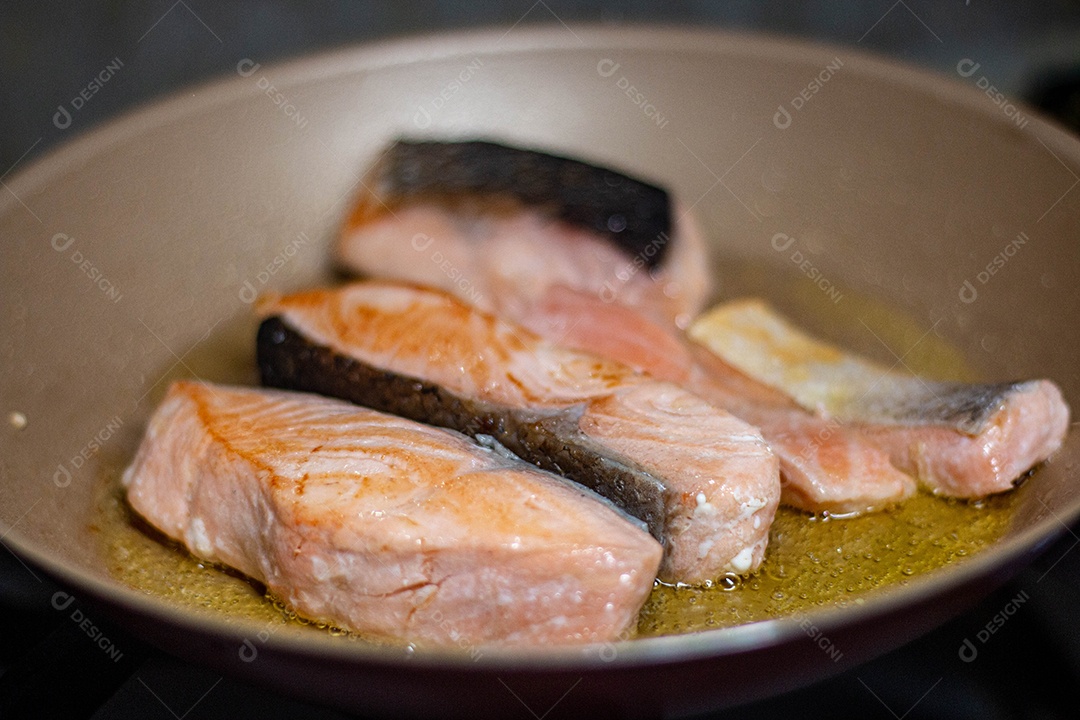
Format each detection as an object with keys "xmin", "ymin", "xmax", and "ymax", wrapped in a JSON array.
[
  {"xmin": 53, "ymin": 464, "xmax": 72, "ymax": 488},
  {"xmin": 52, "ymin": 591, "xmax": 75, "ymax": 611},
  {"xmin": 596, "ymin": 59, "xmax": 620, "ymax": 78},
  {"xmin": 956, "ymin": 59, "xmax": 981, "ymax": 78},
  {"xmin": 239, "ymin": 639, "xmax": 258, "ymax": 662},
  {"xmin": 773, "ymin": 105, "xmax": 792, "ymax": 130},
  {"xmin": 771, "ymin": 233, "xmax": 795, "ymax": 252},
  {"xmin": 53, "ymin": 105, "xmax": 72, "ymax": 130},
  {"xmin": 51, "ymin": 233, "xmax": 74, "ymax": 252},
  {"xmin": 959, "ymin": 279, "xmax": 978, "ymax": 304},
  {"xmin": 236, "ymin": 59, "xmax": 261, "ymax": 77},
  {"xmin": 238, "ymin": 280, "xmax": 258, "ymax": 304},
  {"xmin": 413, "ymin": 106, "xmax": 432, "ymax": 129}
]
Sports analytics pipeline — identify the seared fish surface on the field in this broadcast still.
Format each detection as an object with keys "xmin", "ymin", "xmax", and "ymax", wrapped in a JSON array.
[
  {"xmin": 123, "ymin": 381, "xmax": 662, "ymax": 646},
  {"xmin": 257, "ymin": 282, "xmax": 779, "ymax": 583}
]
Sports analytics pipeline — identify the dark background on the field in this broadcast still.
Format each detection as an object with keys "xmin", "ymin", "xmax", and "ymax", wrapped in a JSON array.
[
  {"xmin": 4, "ymin": 2, "xmax": 1080, "ymax": 719},
  {"xmin": 4, "ymin": 0, "xmax": 1080, "ymax": 175}
]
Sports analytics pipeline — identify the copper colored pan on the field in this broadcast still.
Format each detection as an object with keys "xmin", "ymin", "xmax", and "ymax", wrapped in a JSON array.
[{"xmin": 1, "ymin": 26, "xmax": 1078, "ymax": 719}]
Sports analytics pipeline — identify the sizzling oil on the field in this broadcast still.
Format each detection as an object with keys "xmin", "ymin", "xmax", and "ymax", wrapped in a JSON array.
[
  {"xmin": 95, "ymin": 266, "xmax": 1029, "ymax": 640},
  {"xmin": 636, "ymin": 491, "xmax": 1024, "ymax": 635}
]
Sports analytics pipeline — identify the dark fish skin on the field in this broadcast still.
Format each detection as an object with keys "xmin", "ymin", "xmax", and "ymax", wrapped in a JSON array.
[
  {"xmin": 257, "ymin": 316, "xmax": 670, "ymax": 543},
  {"xmin": 853, "ymin": 380, "xmax": 1034, "ymax": 435},
  {"xmin": 369, "ymin": 139, "xmax": 672, "ymax": 269}
]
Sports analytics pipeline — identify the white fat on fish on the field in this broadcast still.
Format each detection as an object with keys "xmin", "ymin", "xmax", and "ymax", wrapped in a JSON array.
[{"xmin": 727, "ymin": 547, "xmax": 756, "ymax": 575}]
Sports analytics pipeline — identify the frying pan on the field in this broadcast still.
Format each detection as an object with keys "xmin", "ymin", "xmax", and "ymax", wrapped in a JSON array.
[{"xmin": 2, "ymin": 26, "xmax": 1078, "ymax": 719}]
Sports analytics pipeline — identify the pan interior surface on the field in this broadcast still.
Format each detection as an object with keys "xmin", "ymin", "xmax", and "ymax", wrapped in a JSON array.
[{"xmin": 1, "ymin": 25, "xmax": 1078, "ymax": 679}]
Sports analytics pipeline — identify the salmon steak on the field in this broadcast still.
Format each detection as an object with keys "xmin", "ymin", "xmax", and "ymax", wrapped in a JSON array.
[
  {"xmin": 122, "ymin": 381, "xmax": 662, "ymax": 647},
  {"xmin": 256, "ymin": 282, "xmax": 780, "ymax": 584},
  {"xmin": 335, "ymin": 138, "xmax": 712, "ymax": 330},
  {"xmin": 690, "ymin": 299, "xmax": 1070, "ymax": 497}
]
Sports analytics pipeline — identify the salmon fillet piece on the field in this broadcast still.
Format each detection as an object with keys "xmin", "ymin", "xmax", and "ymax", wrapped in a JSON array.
[
  {"xmin": 336, "ymin": 138, "xmax": 711, "ymax": 329},
  {"xmin": 256, "ymin": 282, "xmax": 779, "ymax": 584},
  {"xmin": 856, "ymin": 384, "xmax": 1068, "ymax": 496},
  {"xmin": 690, "ymin": 299, "xmax": 1070, "ymax": 497},
  {"xmin": 122, "ymin": 381, "xmax": 662, "ymax": 647}
]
